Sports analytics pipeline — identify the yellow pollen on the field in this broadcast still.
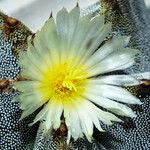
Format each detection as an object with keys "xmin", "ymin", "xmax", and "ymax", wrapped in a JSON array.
[{"xmin": 54, "ymin": 73, "xmax": 78, "ymax": 97}]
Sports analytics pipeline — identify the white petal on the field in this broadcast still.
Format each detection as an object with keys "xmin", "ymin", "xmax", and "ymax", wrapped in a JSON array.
[
  {"xmin": 87, "ymin": 23, "xmax": 112, "ymax": 54},
  {"xmin": 30, "ymin": 104, "xmax": 49, "ymax": 125},
  {"xmin": 67, "ymin": 129, "xmax": 73, "ymax": 144},
  {"xmin": 80, "ymin": 100, "xmax": 104, "ymax": 132},
  {"xmin": 78, "ymin": 111, "xmax": 93, "ymax": 141},
  {"xmin": 14, "ymin": 81, "xmax": 40, "ymax": 92},
  {"xmin": 84, "ymin": 92, "xmax": 136, "ymax": 117},
  {"xmin": 78, "ymin": 15, "xmax": 105, "ymax": 51},
  {"xmin": 34, "ymin": 18, "xmax": 60, "ymax": 67},
  {"xmin": 56, "ymin": 8, "xmax": 69, "ymax": 42},
  {"xmin": 52, "ymin": 102, "xmax": 63, "ymax": 129},
  {"xmin": 28, "ymin": 43, "xmax": 52, "ymax": 73},
  {"xmin": 64, "ymin": 99, "xmax": 93, "ymax": 142},
  {"xmin": 65, "ymin": 110, "xmax": 83, "ymax": 140},
  {"xmin": 82, "ymin": 100, "xmax": 122, "ymax": 125},
  {"xmin": 34, "ymin": 18, "xmax": 56, "ymax": 53},
  {"xmin": 19, "ymin": 52, "xmax": 44, "ymax": 80},
  {"xmin": 67, "ymin": 15, "xmax": 93, "ymax": 63},
  {"xmin": 86, "ymin": 84, "xmax": 141, "ymax": 104},
  {"xmin": 87, "ymin": 48, "xmax": 138, "ymax": 77},
  {"xmin": 89, "ymin": 75, "xmax": 141, "ymax": 86},
  {"xmin": 56, "ymin": 7, "xmax": 80, "ymax": 59},
  {"xmin": 64, "ymin": 99, "xmax": 83, "ymax": 140},
  {"xmin": 41, "ymin": 17, "xmax": 59, "ymax": 52},
  {"xmin": 44, "ymin": 103, "xmax": 54, "ymax": 130},
  {"xmin": 97, "ymin": 110, "xmax": 122, "ymax": 124},
  {"xmin": 18, "ymin": 91, "xmax": 44, "ymax": 109},
  {"xmin": 44, "ymin": 99, "xmax": 63, "ymax": 131},
  {"xmin": 76, "ymin": 23, "xmax": 112, "ymax": 67},
  {"xmin": 20, "ymin": 101, "xmax": 43, "ymax": 120},
  {"xmin": 73, "ymin": 100, "xmax": 104, "ymax": 139},
  {"xmin": 56, "ymin": 8, "xmax": 81, "ymax": 63},
  {"xmin": 84, "ymin": 36, "xmax": 130, "ymax": 68},
  {"xmin": 67, "ymin": 15, "xmax": 105, "ymax": 64}
]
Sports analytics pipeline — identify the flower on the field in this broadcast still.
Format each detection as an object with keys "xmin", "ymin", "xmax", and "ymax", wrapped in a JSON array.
[{"xmin": 14, "ymin": 7, "xmax": 142, "ymax": 143}]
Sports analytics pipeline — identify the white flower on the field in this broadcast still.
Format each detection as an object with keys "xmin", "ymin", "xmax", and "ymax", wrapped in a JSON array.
[{"xmin": 14, "ymin": 7, "xmax": 142, "ymax": 143}]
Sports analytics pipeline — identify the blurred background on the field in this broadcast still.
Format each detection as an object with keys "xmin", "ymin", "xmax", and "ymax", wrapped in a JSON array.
[{"xmin": 0, "ymin": 0, "xmax": 149, "ymax": 32}]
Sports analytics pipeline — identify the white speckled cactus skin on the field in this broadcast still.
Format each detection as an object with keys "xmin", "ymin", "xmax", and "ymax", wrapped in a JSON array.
[{"xmin": 0, "ymin": 11, "xmax": 37, "ymax": 149}]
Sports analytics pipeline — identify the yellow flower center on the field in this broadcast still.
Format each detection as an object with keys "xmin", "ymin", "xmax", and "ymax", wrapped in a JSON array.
[
  {"xmin": 39, "ymin": 61, "xmax": 88, "ymax": 102},
  {"xmin": 54, "ymin": 73, "xmax": 77, "ymax": 97}
]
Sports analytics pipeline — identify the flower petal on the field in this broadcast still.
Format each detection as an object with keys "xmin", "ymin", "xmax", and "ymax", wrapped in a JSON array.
[
  {"xmin": 89, "ymin": 75, "xmax": 141, "ymax": 86},
  {"xmin": 76, "ymin": 106, "xmax": 94, "ymax": 141},
  {"xmin": 76, "ymin": 22, "xmax": 112, "ymax": 67},
  {"xmin": 14, "ymin": 81, "xmax": 40, "ymax": 92},
  {"xmin": 30, "ymin": 104, "xmax": 49, "ymax": 125},
  {"xmin": 20, "ymin": 101, "xmax": 43, "ymax": 120},
  {"xmin": 80, "ymin": 100, "xmax": 104, "ymax": 132},
  {"xmin": 52, "ymin": 102, "xmax": 63, "ymax": 129},
  {"xmin": 64, "ymin": 99, "xmax": 93, "ymax": 142},
  {"xmin": 87, "ymin": 48, "xmax": 138, "ymax": 77},
  {"xmin": 78, "ymin": 15, "xmax": 105, "ymax": 51},
  {"xmin": 19, "ymin": 51, "xmax": 45, "ymax": 80},
  {"xmin": 84, "ymin": 92, "xmax": 136, "ymax": 117},
  {"xmin": 85, "ymin": 84, "xmax": 141, "ymax": 104},
  {"xmin": 18, "ymin": 91, "xmax": 44, "ymax": 110},
  {"xmin": 83, "ymin": 100, "xmax": 122, "ymax": 125},
  {"xmin": 44, "ymin": 102, "xmax": 55, "ymax": 130},
  {"xmin": 84, "ymin": 36, "xmax": 130, "ymax": 68},
  {"xmin": 65, "ymin": 108, "xmax": 83, "ymax": 141},
  {"xmin": 56, "ymin": 7, "xmax": 80, "ymax": 45},
  {"xmin": 34, "ymin": 18, "xmax": 60, "ymax": 67}
]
